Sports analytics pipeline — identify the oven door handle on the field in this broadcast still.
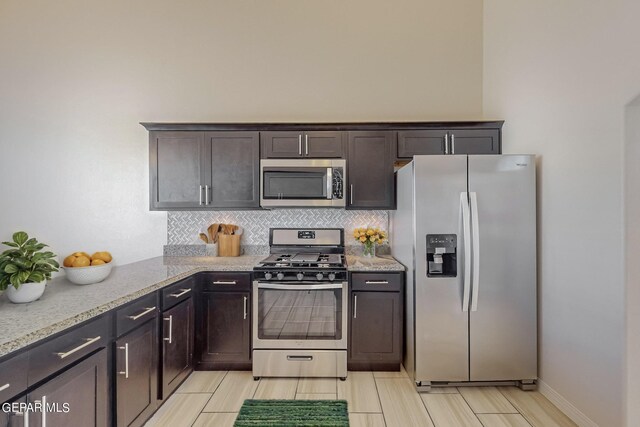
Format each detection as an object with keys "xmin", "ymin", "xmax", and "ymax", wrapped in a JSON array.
[{"xmin": 257, "ymin": 283, "xmax": 344, "ymax": 290}]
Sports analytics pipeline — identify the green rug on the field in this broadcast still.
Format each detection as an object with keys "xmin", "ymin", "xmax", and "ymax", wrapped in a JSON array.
[{"xmin": 234, "ymin": 399, "xmax": 349, "ymax": 426}]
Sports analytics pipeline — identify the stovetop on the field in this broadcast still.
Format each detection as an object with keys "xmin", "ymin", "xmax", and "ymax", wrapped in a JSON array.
[
  {"xmin": 254, "ymin": 228, "xmax": 348, "ymax": 283},
  {"xmin": 256, "ymin": 252, "xmax": 345, "ymax": 269}
]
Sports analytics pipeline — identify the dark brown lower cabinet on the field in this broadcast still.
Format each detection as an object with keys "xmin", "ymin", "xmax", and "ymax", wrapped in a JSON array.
[
  {"xmin": 0, "ymin": 396, "xmax": 27, "ymax": 427},
  {"xmin": 28, "ymin": 349, "xmax": 108, "ymax": 427},
  {"xmin": 349, "ymin": 290, "xmax": 403, "ymax": 371},
  {"xmin": 115, "ymin": 318, "xmax": 158, "ymax": 427},
  {"xmin": 161, "ymin": 298, "xmax": 194, "ymax": 398},
  {"xmin": 196, "ymin": 291, "xmax": 251, "ymax": 370}
]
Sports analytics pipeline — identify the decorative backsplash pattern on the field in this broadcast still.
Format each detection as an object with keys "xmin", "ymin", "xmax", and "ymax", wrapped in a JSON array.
[{"xmin": 167, "ymin": 210, "xmax": 389, "ymax": 246}]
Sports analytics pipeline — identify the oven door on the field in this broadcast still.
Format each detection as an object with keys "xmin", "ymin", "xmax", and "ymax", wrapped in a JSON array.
[
  {"xmin": 252, "ymin": 281, "xmax": 348, "ymax": 350},
  {"xmin": 260, "ymin": 159, "xmax": 346, "ymax": 207}
]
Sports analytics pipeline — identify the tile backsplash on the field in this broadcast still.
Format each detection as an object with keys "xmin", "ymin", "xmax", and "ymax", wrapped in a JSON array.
[{"xmin": 167, "ymin": 210, "xmax": 389, "ymax": 246}]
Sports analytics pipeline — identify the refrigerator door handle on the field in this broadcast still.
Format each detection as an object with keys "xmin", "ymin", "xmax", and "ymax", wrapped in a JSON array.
[
  {"xmin": 461, "ymin": 192, "xmax": 472, "ymax": 312},
  {"xmin": 470, "ymin": 192, "xmax": 480, "ymax": 311}
]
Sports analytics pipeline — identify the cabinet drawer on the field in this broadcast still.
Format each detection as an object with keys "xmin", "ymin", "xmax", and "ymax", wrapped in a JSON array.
[
  {"xmin": 0, "ymin": 352, "xmax": 28, "ymax": 403},
  {"xmin": 199, "ymin": 272, "xmax": 251, "ymax": 291},
  {"xmin": 350, "ymin": 273, "xmax": 403, "ymax": 292},
  {"xmin": 116, "ymin": 293, "xmax": 159, "ymax": 337},
  {"xmin": 28, "ymin": 315, "xmax": 109, "ymax": 386},
  {"xmin": 162, "ymin": 277, "xmax": 195, "ymax": 311}
]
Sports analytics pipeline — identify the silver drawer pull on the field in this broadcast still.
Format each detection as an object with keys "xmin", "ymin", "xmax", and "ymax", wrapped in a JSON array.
[
  {"xmin": 0, "ymin": 383, "xmax": 9, "ymax": 392},
  {"xmin": 118, "ymin": 343, "xmax": 129, "ymax": 378},
  {"xmin": 365, "ymin": 280, "xmax": 389, "ymax": 284},
  {"xmin": 287, "ymin": 355, "xmax": 313, "ymax": 361},
  {"xmin": 55, "ymin": 336, "xmax": 101, "ymax": 359},
  {"xmin": 127, "ymin": 306, "xmax": 156, "ymax": 320},
  {"xmin": 164, "ymin": 315, "xmax": 173, "ymax": 344},
  {"xmin": 169, "ymin": 288, "xmax": 191, "ymax": 298},
  {"xmin": 213, "ymin": 280, "xmax": 237, "ymax": 285}
]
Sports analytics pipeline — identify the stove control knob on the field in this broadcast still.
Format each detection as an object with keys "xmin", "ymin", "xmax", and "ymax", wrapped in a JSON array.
[
  {"xmin": 277, "ymin": 272, "xmax": 284, "ymax": 280},
  {"xmin": 328, "ymin": 273, "xmax": 336, "ymax": 282},
  {"xmin": 264, "ymin": 272, "xmax": 272, "ymax": 280},
  {"xmin": 296, "ymin": 273, "xmax": 304, "ymax": 281},
  {"xmin": 316, "ymin": 273, "xmax": 324, "ymax": 281}
]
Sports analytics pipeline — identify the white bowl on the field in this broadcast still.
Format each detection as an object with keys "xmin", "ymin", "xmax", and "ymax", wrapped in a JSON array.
[{"xmin": 63, "ymin": 262, "xmax": 113, "ymax": 285}]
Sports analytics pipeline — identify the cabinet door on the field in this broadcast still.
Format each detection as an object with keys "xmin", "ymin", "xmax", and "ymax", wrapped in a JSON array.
[
  {"xmin": 347, "ymin": 131, "xmax": 396, "ymax": 209},
  {"xmin": 304, "ymin": 131, "xmax": 345, "ymax": 158},
  {"xmin": 150, "ymin": 131, "xmax": 208, "ymax": 209},
  {"xmin": 397, "ymin": 130, "xmax": 447, "ymax": 158},
  {"xmin": 28, "ymin": 349, "xmax": 108, "ymax": 427},
  {"xmin": 197, "ymin": 292, "xmax": 250, "ymax": 368},
  {"xmin": 349, "ymin": 292, "xmax": 401, "ymax": 365},
  {"xmin": 449, "ymin": 129, "xmax": 500, "ymax": 154},
  {"xmin": 115, "ymin": 320, "xmax": 158, "ymax": 427},
  {"xmin": 161, "ymin": 298, "xmax": 194, "ymax": 399},
  {"xmin": 207, "ymin": 132, "xmax": 260, "ymax": 208},
  {"xmin": 0, "ymin": 396, "xmax": 27, "ymax": 427},
  {"xmin": 261, "ymin": 131, "xmax": 303, "ymax": 158}
]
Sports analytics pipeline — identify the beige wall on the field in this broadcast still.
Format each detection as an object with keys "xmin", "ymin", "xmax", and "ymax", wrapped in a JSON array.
[
  {"xmin": 0, "ymin": 0, "xmax": 483, "ymax": 265},
  {"xmin": 483, "ymin": 1, "xmax": 640, "ymax": 425}
]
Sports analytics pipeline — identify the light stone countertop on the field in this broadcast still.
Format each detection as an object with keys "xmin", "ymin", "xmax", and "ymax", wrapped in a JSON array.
[
  {"xmin": 0, "ymin": 253, "xmax": 403, "ymax": 358},
  {"xmin": 346, "ymin": 255, "xmax": 406, "ymax": 272}
]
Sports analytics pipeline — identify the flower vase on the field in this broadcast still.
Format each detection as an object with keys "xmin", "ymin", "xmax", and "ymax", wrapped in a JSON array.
[{"xmin": 363, "ymin": 242, "xmax": 376, "ymax": 258}]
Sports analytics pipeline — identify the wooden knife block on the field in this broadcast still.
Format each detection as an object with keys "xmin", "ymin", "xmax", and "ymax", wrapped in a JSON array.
[{"xmin": 218, "ymin": 234, "xmax": 241, "ymax": 257}]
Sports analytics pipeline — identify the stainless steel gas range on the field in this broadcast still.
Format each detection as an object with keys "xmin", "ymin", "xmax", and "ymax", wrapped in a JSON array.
[{"xmin": 252, "ymin": 228, "xmax": 348, "ymax": 380}]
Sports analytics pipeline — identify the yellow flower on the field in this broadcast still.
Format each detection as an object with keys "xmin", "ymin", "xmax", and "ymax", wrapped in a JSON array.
[
  {"xmin": 369, "ymin": 236, "xmax": 376, "ymax": 242},
  {"xmin": 353, "ymin": 230, "xmax": 360, "ymax": 238},
  {"xmin": 366, "ymin": 229, "xmax": 374, "ymax": 236},
  {"xmin": 378, "ymin": 238, "xmax": 384, "ymax": 244},
  {"xmin": 359, "ymin": 236, "xmax": 367, "ymax": 242}
]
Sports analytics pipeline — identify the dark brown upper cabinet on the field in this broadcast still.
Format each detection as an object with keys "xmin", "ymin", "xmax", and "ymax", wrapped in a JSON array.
[
  {"xmin": 397, "ymin": 128, "xmax": 501, "ymax": 158},
  {"xmin": 149, "ymin": 131, "xmax": 259, "ymax": 210},
  {"xmin": 149, "ymin": 131, "xmax": 208, "ymax": 209},
  {"xmin": 347, "ymin": 131, "xmax": 396, "ymax": 210},
  {"xmin": 261, "ymin": 131, "xmax": 345, "ymax": 158}
]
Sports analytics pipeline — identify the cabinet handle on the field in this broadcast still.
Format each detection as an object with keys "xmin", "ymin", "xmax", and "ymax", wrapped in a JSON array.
[
  {"xmin": 32, "ymin": 397, "xmax": 47, "ymax": 427},
  {"xmin": 164, "ymin": 315, "xmax": 173, "ymax": 344},
  {"xmin": 199, "ymin": 185, "xmax": 203, "ymax": 205},
  {"xmin": 444, "ymin": 134, "xmax": 449, "ymax": 154},
  {"xmin": 451, "ymin": 134, "xmax": 456, "ymax": 154},
  {"xmin": 169, "ymin": 288, "xmax": 192, "ymax": 298},
  {"xmin": 243, "ymin": 296, "xmax": 248, "ymax": 320},
  {"xmin": 118, "ymin": 343, "xmax": 129, "ymax": 378},
  {"xmin": 0, "ymin": 383, "xmax": 9, "ymax": 392},
  {"xmin": 127, "ymin": 306, "xmax": 156, "ymax": 320},
  {"xmin": 365, "ymin": 280, "xmax": 389, "ymax": 285},
  {"xmin": 353, "ymin": 294, "xmax": 358, "ymax": 319},
  {"xmin": 213, "ymin": 280, "xmax": 237, "ymax": 285},
  {"xmin": 55, "ymin": 336, "xmax": 101, "ymax": 359},
  {"xmin": 305, "ymin": 134, "xmax": 309, "ymax": 156},
  {"xmin": 350, "ymin": 184, "xmax": 354, "ymax": 205},
  {"xmin": 298, "ymin": 135, "xmax": 302, "ymax": 155},
  {"xmin": 205, "ymin": 185, "xmax": 210, "ymax": 204}
]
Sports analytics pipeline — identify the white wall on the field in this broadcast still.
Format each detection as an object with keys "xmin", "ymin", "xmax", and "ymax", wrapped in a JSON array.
[
  {"xmin": 483, "ymin": 1, "xmax": 640, "ymax": 425},
  {"xmin": 0, "ymin": 0, "xmax": 483, "ymax": 267},
  {"xmin": 625, "ymin": 97, "xmax": 640, "ymax": 427}
]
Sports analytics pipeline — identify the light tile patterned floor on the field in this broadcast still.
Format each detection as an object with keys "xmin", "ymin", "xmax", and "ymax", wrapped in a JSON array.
[{"xmin": 145, "ymin": 369, "xmax": 577, "ymax": 427}]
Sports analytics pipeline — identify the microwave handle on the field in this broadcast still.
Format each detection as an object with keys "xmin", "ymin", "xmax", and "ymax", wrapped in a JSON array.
[{"xmin": 327, "ymin": 168, "xmax": 333, "ymax": 199}]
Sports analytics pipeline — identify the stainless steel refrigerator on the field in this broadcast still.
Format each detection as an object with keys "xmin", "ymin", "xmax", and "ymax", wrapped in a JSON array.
[{"xmin": 391, "ymin": 155, "xmax": 537, "ymax": 390}]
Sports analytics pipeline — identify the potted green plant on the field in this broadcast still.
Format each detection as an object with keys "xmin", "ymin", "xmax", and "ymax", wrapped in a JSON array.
[{"xmin": 0, "ymin": 231, "xmax": 59, "ymax": 303}]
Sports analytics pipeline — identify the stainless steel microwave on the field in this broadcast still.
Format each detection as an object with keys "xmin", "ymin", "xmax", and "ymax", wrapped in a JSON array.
[{"xmin": 260, "ymin": 159, "xmax": 346, "ymax": 208}]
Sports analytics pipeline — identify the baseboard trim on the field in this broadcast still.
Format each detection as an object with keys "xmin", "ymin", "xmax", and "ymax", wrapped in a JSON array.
[{"xmin": 537, "ymin": 380, "xmax": 599, "ymax": 427}]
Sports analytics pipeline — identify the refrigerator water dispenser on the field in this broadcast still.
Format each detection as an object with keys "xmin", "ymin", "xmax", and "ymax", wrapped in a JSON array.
[{"xmin": 426, "ymin": 234, "xmax": 457, "ymax": 277}]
